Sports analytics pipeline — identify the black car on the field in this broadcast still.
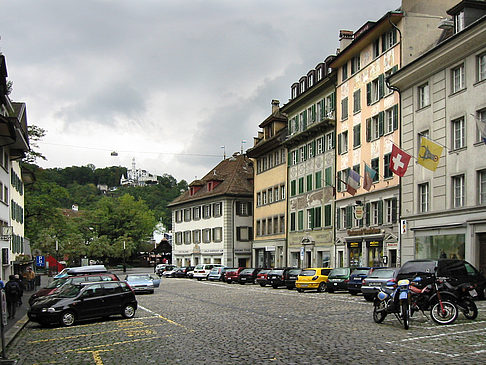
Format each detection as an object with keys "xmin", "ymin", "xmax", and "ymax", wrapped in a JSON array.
[
  {"xmin": 347, "ymin": 267, "xmax": 371, "ymax": 295},
  {"xmin": 326, "ymin": 267, "xmax": 352, "ymax": 293},
  {"xmin": 268, "ymin": 268, "xmax": 298, "ymax": 289},
  {"xmin": 284, "ymin": 269, "xmax": 302, "ymax": 290},
  {"xmin": 28, "ymin": 281, "xmax": 137, "ymax": 327},
  {"xmin": 237, "ymin": 268, "xmax": 259, "ymax": 284},
  {"xmin": 397, "ymin": 259, "xmax": 486, "ymax": 299}
]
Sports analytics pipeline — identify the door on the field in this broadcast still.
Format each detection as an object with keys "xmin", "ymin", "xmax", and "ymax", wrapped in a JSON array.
[
  {"xmin": 479, "ymin": 233, "xmax": 486, "ymax": 274},
  {"xmin": 78, "ymin": 284, "xmax": 106, "ymax": 319}
]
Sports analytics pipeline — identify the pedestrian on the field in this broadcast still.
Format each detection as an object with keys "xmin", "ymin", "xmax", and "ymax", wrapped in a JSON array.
[
  {"xmin": 5, "ymin": 275, "xmax": 20, "ymax": 319},
  {"xmin": 25, "ymin": 267, "xmax": 36, "ymax": 291},
  {"xmin": 14, "ymin": 274, "xmax": 24, "ymax": 306}
]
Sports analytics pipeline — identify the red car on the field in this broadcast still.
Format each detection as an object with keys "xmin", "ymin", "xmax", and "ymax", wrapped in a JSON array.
[
  {"xmin": 256, "ymin": 269, "xmax": 272, "ymax": 287},
  {"xmin": 224, "ymin": 267, "xmax": 245, "ymax": 283}
]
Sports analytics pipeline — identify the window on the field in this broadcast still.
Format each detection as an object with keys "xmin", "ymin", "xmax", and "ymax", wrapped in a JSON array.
[
  {"xmin": 418, "ymin": 83, "xmax": 430, "ymax": 109},
  {"xmin": 290, "ymin": 180, "xmax": 296, "ymax": 196},
  {"xmin": 341, "ymin": 97, "xmax": 348, "ymax": 120},
  {"xmin": 315, "ymin": 171, "xmax": 322, "ymax": 189},
  {"xmin": 353, "ymin": 89, "xmax": 361, "ymax": 114},
  {"xmin": 291, "ymin": 150, "xmax": 298, "ymax": 165},
  {"xmin": 371, "ymin": 158, "xmax": 379, "ymax": 182},
  {"xmin": 478, "ymin": 109, "xmax": 486, "ymax": 142},
  {"xmin": 384, "ymin": 198, "xmax": 397, "ymax": 224},
  {"xmin": 371, "ymin": 201, "xmax": 381, "ymax": 226},
  {"xmin": 419, "ymin": 183, "xmax": 429, "ymax": 213},
  {"xmin": 452, "ymin": 175, "xmax": 465, "ymax": 208},
  {"xmin": 316, "ymin": 137, "xmax": 323, "ymax": 154},
  {"xmin": 324, "ymin": 204, "xmax": 332, "ymax": 227},
  {"xmin": 274, "ymin": 186, "xmax": 279, "ymax": 202},
  {"xmin": 452, "ymin": 117, "xmax": 465, "ymax": 150},
  {"xmin": 184, "ymin": 231, "xmax": 191, "ymax": 244},
  {"xmin": 479, "ymin": 170, "xmax": 486, "ymax": 205},
  {"xmin": 455, "ymin": 11, "xmax": 465, "ymax": 33},
  {"xmin": 367, "ymin": 112, "xmax": 384, "ymax": 141},
  {"xmin": 367, "ymin": 75, "xmax": 384, "ymax": 105},
  {"xmin": 257, "ymin": 192, "xmax": 261, "ymax": 207},
  {"xmin": 256, "ymin": 220, "xmax": 261, "ymax": 236},
  {"xmin": 478, "ymin": 53, "xmax": 486, "ymax": 82},
  {"xmin": 212, "ymin": 227, "xmax": 222, "ymax": 242},
  {"xmin": 280, "ymin": 184, "xmax": 285, "ymax": 200},
  {"xmin": 306, "ymin": 174, "xmax": 313, "ymax": 192},
  {"xmin": 290, "ymin": 212, "xmax": 296, "ymax": 231},
  {"xmin": 353, "ymin": 124, "xmax": 361, "ymax": 148},
  {"xmin": 325, "ymin": 167, "xmax": 332, "ymax": 187},
  {"xmin": 175, "ymin": 232, "xmax": 182, "ymax": 244},
  {"xmin": 299, "ymin": 146, "xmax": 305, "ymax": 162},
  {"xmin": 267, "ymin": 189, "xmax": 273, "ymax": 204},
  {"xmin": 273, "ymin": 217, "xmax": 278, "ymax": 234},
  {"xmin": 298, "ymin": 177, "xmax": 304, "ymax": 194},
  {"xmin": 384, "ymin": 106, "xmax": 397, "ymax": 134},
  {"xmin": 237, "ymin": 202, "xmax": 251, "ymax": 216},
  {"xmin": 203, "ymin": 205, "xmax": 211, "ymax": 219},
  {"xmin": 298, "ymin": 210, "xmax": 304, "ymax": 231},
  {"xmin": 307, "ymin": 142, "xmax": 314, "ymax": 159},
  {"xmin": 338, "ymin": 130, "xmax": 348, "ymax": 154},
  {"xmin": 307, "ymin": 209, "xmax": 314, "ymax": 230},
  {"xmin": 279, "ymin": 215, "xmax": 285, "ymax": 233},
  {"xmin": 373, "ymin": 38, "xmax": 380, "ymax": 58},
  {"xmin": 325, "ymin": 132, "xmax": 335, "ymax": 151},
  {"xmin": 193, "ymin": 206, "xmax": 201, "ymax": 220},
  {"xmin": 193, "ymin": 230, "xmax": 201, "ymax": 243},
  {"xmin": 351, "ymin": 55, "xmax": 360, "ymax": 75},
  {"xmin": 314, "ymin": 207, "xmax": 322, "ymax": 228},
  {"xmin": 384, "ymin": 153, "xmax": 392, "ymax": 178},
  {"xmin": 352, "ymin": 164, "xmax": 360, "ymax": 186},
  {"xmin": 382, "ymin": 28, "xmax": 397, "ymax": 52},
  {"xmin": 451, "ymin": 64, "xmax": 465, "ymax": 93},
  {"xmin": 342, "ymin": 62, "xmax": 348, "ymax": 81},
  {"xmin": 213, "ymin": 202, "xmax": 222, "ymax": 217}
]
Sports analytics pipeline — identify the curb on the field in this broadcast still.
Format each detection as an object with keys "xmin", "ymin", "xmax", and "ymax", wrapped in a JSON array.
[{"xmin": 5, "ymin": 314, "xmax": 29, "ymax": 348}]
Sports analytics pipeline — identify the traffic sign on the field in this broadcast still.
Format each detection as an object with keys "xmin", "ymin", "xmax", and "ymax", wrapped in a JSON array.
[{"xmin": 36, "ymin": 255, "xmax": 45, "ymax": 267}]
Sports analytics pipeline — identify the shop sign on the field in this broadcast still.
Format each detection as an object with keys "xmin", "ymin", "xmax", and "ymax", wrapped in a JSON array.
[
  {"xmin": 265, "ymin": 246, "xmax": 276, "ymax": 252},
  {"xmin": 349, "ymin": 242, "xmax": 360, "ymax": 248},
  {"xmin": 347, "ymin": 228, "xmax": 381, "ymax": 236},
  {"xmin": 354, "ymin": 205, "xmax": 364, "ymax": 220},
  {"xmin": 368, "ymin": 241, "xmax": 380, "ymax": 247}
]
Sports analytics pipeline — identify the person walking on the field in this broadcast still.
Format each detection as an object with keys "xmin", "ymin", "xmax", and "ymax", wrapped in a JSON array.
[
  {"xmin": 25, "ymin": 267, "xmax": 36, "ymax": 291},
  {"xmin": 14, "ymin": 274, "xmax": 24, "ymax": 306},
  {"xmin": 5, "ymin": 275, "xmax": 20, "ymax": 319}
]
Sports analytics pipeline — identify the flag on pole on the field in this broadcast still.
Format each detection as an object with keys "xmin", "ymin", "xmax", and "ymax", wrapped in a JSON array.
[
  {"xmin": 347, "ymin": 169, "xmax": 360, "ymax": 196},
  {"xmin": 417, "ymin": 136, "xmax": 443, "ymax": 171},
  {"xmin": 390, "ymin": 144, "xmax": 411, "ymax": 177},
  {"xmin": 363, "ymin": 163, "xmax": 376, "ymax": 191},
  {"xmin": 476, "ymin": 114, "xmax": 486, "ymax": 145}
]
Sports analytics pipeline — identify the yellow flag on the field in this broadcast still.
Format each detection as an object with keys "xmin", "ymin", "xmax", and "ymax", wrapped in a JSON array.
[{"xmin": 417, "ymin": 137, "xmax": 443, "ymax": 171}]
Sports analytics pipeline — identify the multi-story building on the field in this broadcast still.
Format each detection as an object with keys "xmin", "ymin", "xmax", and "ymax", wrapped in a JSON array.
[
  {"xmin": 329, "ymin": 1, "xmax": 455, "ymax": 268},
  {"xmin": 0, "ymin": 55, "xmax": 30, "ymax": 280},
  {"xmin": 389, "ymin": 0, "xmax": 486, "ymax": 271},
  {"xmin": 246, "ymin": 100, "xmax": 288, "ymax": 268},
  {"xmin": 120, "ymin": 158, "xmax": 158, "ymax": 186},
  {"xmin": 281, "ymin": 57, "xmax": 337, "ymax": 268},
  {"xmin": 168, "ymin": 153, "xmax": 253, "ymax": 267}
]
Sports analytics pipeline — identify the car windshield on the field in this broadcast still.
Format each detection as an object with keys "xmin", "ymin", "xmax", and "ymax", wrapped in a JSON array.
[
  {"xmin": 321, "ymin": 269, "xmax": 332, "ymax": 276},
  {"xmin": 351, "ymin": 269, "xmax": 369, "ymax": 276},
  {"xmin": 210, "ymin": 268, "xmax": 220, "ymax": 273},
  {"xmin": 330, "ymin": 268, "xmax": 348, "ymax": 277},
  {"xmin": 368, "ymin": 269, "xmax": 396, "ymax": 278},
  {"xmin": 46, "ymin": 278, "xmax": 68, "ymax": 289},
  {"xmin": 270, "ymin": 270, "xmax": 284, "ymax": 275},
  {"xmin": 195, "ymin": 265, "xmax": 204, "ymax": 270},
  {"xmin": 126, "ymin": 275, "xmax": 150, "ymax": 281},
  {"xmin": 300, "ymin": 270, "xmax": 316, "ymax": 276},
  {"xmin": 55, "ymin": 284, "xmax": 82, "ymax": 298},
  {"xmin": 258, "ymin": 270, "xmax": 271, "ymax": 275},
  {"xmin": 288, "ymin": 269, "xmax": 301, "ymax": 275},
  {"xmin": 240, "ymin": 269, "xmax": 254, "ymax": 275},
  {"xmin": 400, "ymin": 261, "xmax": 436, "ymax": 274}
]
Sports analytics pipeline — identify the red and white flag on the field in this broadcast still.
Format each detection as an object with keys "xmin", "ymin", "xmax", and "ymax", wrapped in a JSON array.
[{"xmin": 390, "ymin": 144, "xmax": 411, "ymax": 177}]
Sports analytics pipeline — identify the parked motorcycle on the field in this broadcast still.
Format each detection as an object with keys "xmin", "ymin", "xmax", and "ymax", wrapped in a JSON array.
[
  {"xmin": 409, "ymin": 275, "xmax": 459, "ymax": 325},
  {"xmin": 373, "ymin": 279, "xmax": 411, "ymax": 329},
  {"xmin": 439, "ymin": 280, "xmax": 478, "ymax": 320}
]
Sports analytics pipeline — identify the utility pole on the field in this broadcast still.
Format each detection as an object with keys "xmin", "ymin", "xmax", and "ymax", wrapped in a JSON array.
[{"xmin": 123, "ymin": 241, "xmax": 126, "ymax": 273}]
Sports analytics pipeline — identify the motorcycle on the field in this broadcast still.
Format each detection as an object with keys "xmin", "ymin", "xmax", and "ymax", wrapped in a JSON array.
[
  {"xmin": 373, "ymin": 279, "xmax": 411, "ymax": 329},
  {"xmin": 439, "ymin": 280, "xmax": 478, "ymax": 320},
  {"xmin": 409, "ymin": 275, "xmax": 459, "ymax": 325}
]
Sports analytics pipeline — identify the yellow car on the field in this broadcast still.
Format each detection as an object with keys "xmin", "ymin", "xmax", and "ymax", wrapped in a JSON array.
[{"xmin": 295, "ymin": 268, "xmax": 333, "ymax": 292}]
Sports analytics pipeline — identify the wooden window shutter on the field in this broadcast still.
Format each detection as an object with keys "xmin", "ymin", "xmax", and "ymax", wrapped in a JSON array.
[
  {"xmin": 247, "ymin": 202, "xmax": 252, "ymax": 216},
  {"xmin": 320, "ymin": 100, "xmax": 325, "ymax": 121},
  {"xmin": 366, "ymin": 118, "xmax": 371, "ymax": 142},
  {"xmin": 309, "ymin": 208, "xmax": 314, "ymax": 229},
  {"xmin": 338, "ymin": 133, "xmax": 342, "ymax": 154},
  {"xmin": 303, "ymin": 110, "xmax": 307, "ymax": 130},
  {"xmin": 392, "ymin": 198, "xmax": 398, "ymax": 223},
  {"xmin": 346, "ymin": 206, "xmax": 352, "ymax": 229},
  {"xmin": 312, "ymin": 140, "xmax": 316, "ymax": 157},
  {"xmin": 381, "ymin": 34, "xmax": 387, "ymax": 52},
  {"xmin": 378, "ymin": 111, "xmax": 384, "ymax": 137},
  {"xmin": 393, "ymin": 104, "xmax": 399, "ymax": 131},
  {"xmin": 378, "ymin": 200, "xmax": 383, "ymax": 225},
  {"xmin": 331, "ymin": 92, "xmax": 336, "ymax": 111},
  {"xmin": 366, "ymin": 82, "xmax": 371, "ymax": 105},
  {"xmin": 312, "ymin": 104, "xmax": 316, "ymax": 122},
  {"xmin": 236, "ymin": 227, "xmax": 241, "ymax": 241},
  {"xmin": 378, "ymin": 74, "xmax": 385, "ymax": 99},
  {"xmin": 337, "ymin": 208, "xmax": 341, "ymax": 229}
]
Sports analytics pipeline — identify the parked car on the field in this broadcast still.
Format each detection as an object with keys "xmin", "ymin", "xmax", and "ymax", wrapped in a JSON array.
[
  {"xmin": 237, "ymin": 268, "xmax": 259, "ymax": 284},
  {"xmin": 194, "ymin": 264, "xmax": 224, "ymax": 281},
  {"xmin": 284, "ymin": 269, "xmax": 302, "ymax": 290},
  {"xmin": 186, "ymin": 267, "xmax": 195, "ymax": 279},
  {"xmin": 296, "ymin": 268, "xmax": 332, "ymax": 292},
  {"xmin": 28, "ymin": 281, "xmax": 137, "ymax": 327},
  {"xmin": 124, "ymin": 274, "xmax": 160, "ymax": 294},
  {"xmin": 208, "ymin": 267, "xmax": 227, "ymax": 281},
  {"xmin": 224, "ymin": 267, "xmax": 245, "ymax": 283},
  {"xmin": 347, "ymin": 267, "xmax": 373, "ymax": 295},
  {"xmin": 174, "ymin": 266, "xmax": 194, "ymax": 278},
  {"xmin": 29, "ymin": 272, "xmax": 120, "ymax": 306},
  {"xmin": 326, "ymin": 267, "xmax": 352, "ymax": 293},
  {"xmin": 267, "ymin": 268, "xmax": 298, "ymax": 289},
  {"xmin": 397, "ymin": 259, "xmax": 486, "ymax": 299},
  {"xmin": 54, "ymin": 265, "xmax": 108, "ymax": 279},
  {"xmin": 156, "ymin": 264, "xmax": 176, "ymax": 276},
  {"xmin": 162, "ymin": 267, "xmax": 178, "ymax": 278},
  {"xmin": 256, "ymin": 269, "xmax": 272, "ymax": 287},
  {"xmin": 361, "ymin": 267, "xmax": 400, "ymax": 301}
]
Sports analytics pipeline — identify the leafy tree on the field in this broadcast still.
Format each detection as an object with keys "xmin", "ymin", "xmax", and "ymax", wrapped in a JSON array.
[{"xmin": 24, "ymin": 125, "xmax": 47, "ymax": 164}]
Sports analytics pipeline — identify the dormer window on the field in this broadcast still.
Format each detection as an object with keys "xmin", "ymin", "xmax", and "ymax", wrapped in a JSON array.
[
  {"xmin": 291, "ymin": 83, "xmax": 299, "ymax": 99},
  {"xmin": 308, "ymin": 73, "xmax": 314, "ymax": 88},
  {"xmin": 207, "ymin": 180, "xmax": 221, "ymax": 192},
  {"xmin": 300, "ymin": 78, "xmax": 307, "ymax": 92},
  {"xmin": 265, "ymin": 124, "xmax": 274, "ymax": 139},
  {"xmin": 455, "ymin": 10, "xmax": 465, "ymax": 33},
  {"xmin": 316, "ymin": 67, "xmax": 322, "ymax": 81}
]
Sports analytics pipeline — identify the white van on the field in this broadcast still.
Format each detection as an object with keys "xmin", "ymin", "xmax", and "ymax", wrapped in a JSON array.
[{"xmin": 193, "ymin": 264, "xmax": 224, "ymax": 281}]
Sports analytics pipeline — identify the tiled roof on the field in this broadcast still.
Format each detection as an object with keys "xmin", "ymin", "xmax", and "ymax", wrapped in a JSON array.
[{"xmin": 168, "ymin": 153, "xmax": 253, "ymax": 206}]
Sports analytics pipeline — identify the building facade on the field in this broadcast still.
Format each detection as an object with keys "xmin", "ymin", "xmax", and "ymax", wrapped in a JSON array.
[
  {"xmin": 169, "ymin": 153, "xmax": 253, "ymax": 267},
  {"xmin": 282, "ymin": 58, "xmax": 337, "ymax": 269},
  {"xmin": 247, "ymin": 100, "xmax": 288, "ymax": 268},
  {"xmin": 389, "ymin": 0, "xmax": 486, "ymax": 271}
]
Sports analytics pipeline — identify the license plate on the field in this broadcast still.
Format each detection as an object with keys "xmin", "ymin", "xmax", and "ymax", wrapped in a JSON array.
[
  {"xmin": 241, "ymin": 278, "xmax": 246, "ymax": 281},
  {"xmin": 469, "ymin": 289, "xmax": 478, "ymax": 297},
  {"xmin": 300, "ymin": 284, "xmax": 308, "ymax": 287}
]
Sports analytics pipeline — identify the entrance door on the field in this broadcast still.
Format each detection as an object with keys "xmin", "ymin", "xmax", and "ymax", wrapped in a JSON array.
[
  {"xmin": 389, "ymin": 249, "xmax": 397, "ymax": 268},
  {"xmin": 479, "ymin": 234, "xmax": 486, "ymax": 274},
  {"xmin": 305, "ymin": 251, "xmax": 312, "ymax": 268}
]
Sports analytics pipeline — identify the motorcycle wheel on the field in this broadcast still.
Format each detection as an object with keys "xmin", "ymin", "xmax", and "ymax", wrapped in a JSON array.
[
  {"xmin": 373, "ymin": 301, "xmax": 387, "ymax": 324},
  {"xmin": 430, "ymin": 300, "xmax": 458, "ymax": 325},
  {"xmin": 462, "ymin": 298, "xmax": 478, "ymax": 320},
  {"xmin": 401, "ymin": 300, "xmax": 410, "ymax": 330}
]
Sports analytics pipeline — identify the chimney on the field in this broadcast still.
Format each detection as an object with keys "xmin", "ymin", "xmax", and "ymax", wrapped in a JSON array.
[
  {"xmin": 339, "ymin": 30, "xmax": 354, "ymax": 51},
  {"xmin": 271, "ymin": 99, "xmax": 280, "ymax": 114}
]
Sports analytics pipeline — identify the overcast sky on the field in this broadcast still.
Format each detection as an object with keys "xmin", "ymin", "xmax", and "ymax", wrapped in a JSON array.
[{"xmin": 0, "ymin": 0, "xmax": 401, "ymax": 183}]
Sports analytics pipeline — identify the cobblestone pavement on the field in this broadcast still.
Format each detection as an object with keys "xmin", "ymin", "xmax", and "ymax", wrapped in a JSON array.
[{"xmin": 7, "ymin": 270, "xmax": 486, "ymax": 364}]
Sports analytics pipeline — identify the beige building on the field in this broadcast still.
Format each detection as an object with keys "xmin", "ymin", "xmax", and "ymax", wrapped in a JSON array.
[
  {"xmin": 281, "ymin": 58, "xmax": 336, "ymax": 268},
  {"xmin": 247, "ymin": 100, "xmax": 288, "ymax": 268},
  {"xmin": 329, "ymin": 0, "xmax": 455, "ymax": 268},
  {"xmin": 389, "ymin": 0, "xmax": 486, "ymax": 271}
]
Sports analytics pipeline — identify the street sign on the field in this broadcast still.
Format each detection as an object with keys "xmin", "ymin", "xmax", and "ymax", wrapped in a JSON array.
[
  {"xmin": 36, "ymin": 255, "xmax": 45, "ymax": 267},
  {"xmin": 300, "ymin": 247, "xmax": 304, "ymax": 260}
]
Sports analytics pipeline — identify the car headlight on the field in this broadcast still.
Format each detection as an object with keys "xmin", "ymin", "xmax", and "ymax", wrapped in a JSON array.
[{"xmin": 41, "ymin": 307, "xmax": 56, "ymax": 313}]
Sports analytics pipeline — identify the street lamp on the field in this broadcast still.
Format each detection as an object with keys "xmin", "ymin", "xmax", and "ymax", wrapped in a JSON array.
[
  {"xmin": 55, "ymin": 240, "xmax": 59, "ymax": 274},
  {"xmin": 123, "ymin": 241, "xmax": 126, "ymax": 273}
]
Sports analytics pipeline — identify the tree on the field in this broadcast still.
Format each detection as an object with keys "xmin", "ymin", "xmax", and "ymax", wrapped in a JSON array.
[{"xmin": 24, "ymin": 125, "xmax": 47, "ymax": 164}]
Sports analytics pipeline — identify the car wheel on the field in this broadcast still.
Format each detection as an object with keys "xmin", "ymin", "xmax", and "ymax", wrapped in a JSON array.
[
  {"xmin": 350, "ymin": 290, "xmax": 358, "ymax": 296},
  {"xmin": 272, "ymin": 284, "xmax": 278, "ymax": 289},
  {"xmin": 122, "ymin": 304, "xmax": 136, "ymax": 319},
  {"xmin": 60, "ymin": 310, "xmax": 76, "ymax": 327},
  {"xmin": 259, "ymin": 283, "xmax": 266, "ymax": 287},
  {"xmin": 297, "ymin": 288, "xmax": 303, "ymax": 293},
  {"xmin": 317, "ymin": 282, "xmax": 326, "ymax": 293},
  {"xmin": 197, "ymin": 278, "xmax": 202, "ymax": 281},
  {"xmin": 327, "ymin": 288, "xmax": 334, "ymax": 293}
]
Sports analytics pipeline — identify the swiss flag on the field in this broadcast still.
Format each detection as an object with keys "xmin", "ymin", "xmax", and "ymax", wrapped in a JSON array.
[{"xmin": 390, "ymin": 144, "xmax": 411, "ymax": 177}]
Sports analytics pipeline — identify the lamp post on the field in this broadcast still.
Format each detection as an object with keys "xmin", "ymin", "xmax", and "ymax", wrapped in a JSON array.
[
  {"xmin": 123, "ymin": 241, "xmax": 126, "ymax": 273},
  {"xmin": 55, "ymin": 240, "xmax": 59, "ymax": 274}
]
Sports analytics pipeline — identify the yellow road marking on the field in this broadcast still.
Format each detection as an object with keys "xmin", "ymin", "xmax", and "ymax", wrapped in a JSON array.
[
  {"xmin": 66, "ymin": 335, "xmax": 165, "ymax": 352},
  {"xmin": 87, "ymin": 349, "xmax": 113, "ymax": 365}
]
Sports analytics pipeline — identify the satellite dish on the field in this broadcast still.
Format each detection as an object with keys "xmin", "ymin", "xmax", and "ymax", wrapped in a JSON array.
[{"xmin": 111, "ymin": 151, "xmax": 118, "ymax": 156}]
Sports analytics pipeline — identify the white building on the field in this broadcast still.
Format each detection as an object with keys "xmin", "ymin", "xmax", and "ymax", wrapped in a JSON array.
[{"xmin": 120, "ymin": 158, "xmax": 158, "ymax": 186}]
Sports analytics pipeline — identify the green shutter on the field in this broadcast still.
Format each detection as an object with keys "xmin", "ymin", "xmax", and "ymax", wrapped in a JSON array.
[
  {"xmin": 312, "ymin": 140, "xmax": 316, "ymax": 157},
  {"xmin": 393, "ymin": 104, "xmax": 399, "ymax": 131},
  {"xmin": 325, "ymin": 204, "xmax": 331, "ymax": 226},
  {"xmin": 312, "ymin": 104, "xmax": 316, "ymax": 122},
  {"xmin": 337, "ymin": 207, "xmax": 341, "ymax": 229},
  {"xmin": 325, "ymin": 167, "xmax": 332, "ymax": 186},
  {"xmin": 392, "ymin": 65, "xmax": 398, "ymax": 74},
  {"xmin": 366, "ymin": 82, "xmax": 371, "ymax": 105},
  {"xmin": 366, "ymin": 118, "xmax": 371, "ymax": 142},
  {"xmin": 378, "ymin": 74, "xmax": 385, "ymax": 99},
  {"xmin": 298, "ymin": 210, "xmax": 304, "ymax": 230},
  {"xmin": 392, "ymin": 198, "xmax": 398, "ymax": 223},
  {"xmin": 309, "ymin": 209, "xmax": 314, "ymax": 229},
  {"xmin": 378, "ymin": 111, "xmax": 384, "ymax": 137},
  {"xmin": 346, "ymin": 206, "xmax": 352, "ymax": 229},
  {"xmin": 320, "ymin": 100, "xmax": 325, "ymax": 121},
  {"xmin": 314, "ymin": 207, "xmax": 321, "ymax": 228},
  {"xmin": 303, "ymin": 111, "xmax": 307, "ymax": 130},
  {"xmin": 315, "ymin": 171, "xmax": 322, "ymax": 189}
]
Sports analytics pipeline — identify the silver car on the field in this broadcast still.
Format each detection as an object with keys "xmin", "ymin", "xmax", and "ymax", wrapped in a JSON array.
[{"xmin": 361, "ymin": 268, "xmax": 399, "ymax": 302}]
